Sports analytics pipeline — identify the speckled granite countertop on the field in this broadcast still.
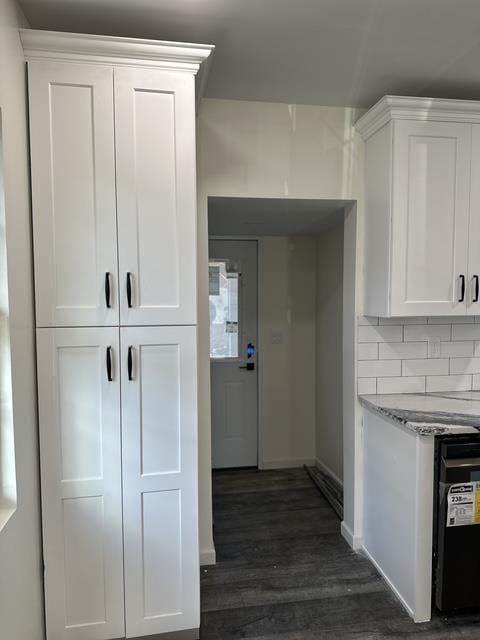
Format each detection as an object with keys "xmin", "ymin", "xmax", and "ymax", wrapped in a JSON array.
[{"xmin": 359, "ymin": 391, "xmax": 480, "ymax": 436}]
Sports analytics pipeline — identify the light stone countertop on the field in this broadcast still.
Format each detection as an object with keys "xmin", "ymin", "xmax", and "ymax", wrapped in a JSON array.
[{"xmin": 359, "ymin": 391, "xmax": 480, "ymax": 436}]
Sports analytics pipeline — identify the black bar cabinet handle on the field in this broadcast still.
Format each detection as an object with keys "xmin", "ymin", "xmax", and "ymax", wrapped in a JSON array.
[
  {"xmin": 128, "ymin": 346, "xmax": 133, "ymax": 381},
  {"xmin": 474, "ymin": 275, "xmax": 480, "ymax": 303},
  {"xmin": 105, "ymin": 272, "xmax": 111, "ymax": 308},
  {"xmin": 126, "ymin": 272, "xmax": 133, "ymax": 308},
  {"xmin": 106, "ymin": 346, "xmax": 113, "ymax": 382},
  {"xmin": 459, "ymin": 274, "xmax": 466, "ymax": 303}
]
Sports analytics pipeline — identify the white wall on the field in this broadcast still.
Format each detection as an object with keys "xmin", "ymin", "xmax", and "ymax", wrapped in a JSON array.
[
  {"xmin": 197, "ymin": 98, "xmax": 365, "ymax": 562},
  {"xmin": 0, "ymin": 1, "xmax": 44, "ymax": 638},
  {"xmin": 259, "ymin": 236, "xmax": 316, "ymax": 469},
  {"xmin": 316, "ymin": 221, "xmax": 344, "ymax": 484}
]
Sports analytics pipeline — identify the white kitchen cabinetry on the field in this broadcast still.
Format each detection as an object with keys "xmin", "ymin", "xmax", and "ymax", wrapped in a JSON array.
[
  {"xmin": 121, "ymin": 326, "xmax": 198, "ymax": 637},
  {"xmin": 28, "ymin": 44, "xmax": 202, "ymax": 328},
  {"xmin": 356, "ymin": 96, "xmax": 480, "ymax": 317},
  {"xmin": 115, "ymin": 68, "xmax": 197, "ymax": 326},
  {"xmin": 29, "ymin": 61, "xmax": 119, "ymax": 328},
  {"xmin": 22, "ymin": 29, "xmax": 213, "ymax": 640},
  {"xmin": 36, "ymin": 327, "xmax": 125, "ymax": 640}
]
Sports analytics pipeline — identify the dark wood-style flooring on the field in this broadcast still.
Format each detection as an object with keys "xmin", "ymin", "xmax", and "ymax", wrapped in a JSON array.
[{"xmin": 200, "ymin": 467, "xmax": 480, "ymax": 639}]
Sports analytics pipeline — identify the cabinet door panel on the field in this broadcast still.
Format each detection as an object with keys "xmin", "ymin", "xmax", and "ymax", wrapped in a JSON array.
[
  {"xmin": 28, "ymin": 62, "xmax": 118, "ymax": 327},
  {"xmin": 37, "ymin": 328, "xmax": 124, "ymax": 640},
  {"xmin": 468, "ymin": 125, "xmax": 480, "ymax": 313},
  {"xmin": 121, "ymin": 326, "xmax": 199, "ymax": 637},
  {"xmin": 391, "ymin": 120, "xmax": 470, "ymax": 315},
  {"xmin": 115, "ymin": 68, "xmax": 196, "ymax": 325}
]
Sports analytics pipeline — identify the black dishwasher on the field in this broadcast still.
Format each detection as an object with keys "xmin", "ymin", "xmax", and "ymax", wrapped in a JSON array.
[{"xmin": 434, "ymin": 437, "xmax": 480, "ymax": 611}]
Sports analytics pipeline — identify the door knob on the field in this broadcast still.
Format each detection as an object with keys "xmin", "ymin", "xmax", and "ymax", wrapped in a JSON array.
[{"xmin": 239, "ymin": 362, "xmax": 255, "ymax": 371}]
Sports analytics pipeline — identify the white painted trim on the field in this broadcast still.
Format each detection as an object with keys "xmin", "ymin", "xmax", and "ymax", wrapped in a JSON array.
[
  {"xmin": 340, "ymin": 520, "xmax": 363, "ymax": 551},
  {"xmin": 355, "ymin": 95, "xmax": 480, "ymax": 140},
  {"xmin": 315, "ymin": 457, "xmax": 343, "ymax": 488},
  {"xmin": 19, "ymin": 29, "xmax": 214, "ymax": 103},
  {"xmin": 20, "ymin": 29, "xmax": 214, "ymax": 68},
  {"xmin": 200, "ymin": 547, "xmax": 216, "ymax": 566},
  {"xmin": 260, "ymin": 457, "xmax": 316, "ymax": 470},
  {"xmin": 361, "ymin": 546, "xmax": 429, "ymax": 623}
]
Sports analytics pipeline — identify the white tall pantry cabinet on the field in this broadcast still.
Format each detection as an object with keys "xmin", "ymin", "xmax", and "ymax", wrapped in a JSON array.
[{"xmin": 21, "ymin": 30, "xmax": 213, "ymax": 640}]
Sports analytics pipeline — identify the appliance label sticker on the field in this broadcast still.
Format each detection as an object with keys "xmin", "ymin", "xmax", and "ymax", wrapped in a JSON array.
[{"xmin": 446, "ymin": 483, "xmax": 480, "ymax": 527}]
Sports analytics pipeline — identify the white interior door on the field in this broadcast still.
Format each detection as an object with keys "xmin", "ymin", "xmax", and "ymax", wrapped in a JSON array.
[
  {"xmin": 28, "ymin": 61, "xmax": 119, "ymax": 327},
  {"xmin": 390, "ymin": 120, "xmax": 471, "ymax": 315},
  {"xmin": 121, "ymin": 326, "xmax": 199, "ymax": 638},
  {"xmin": 36, "ymin": 327, "xmax": 124, "ymax": 640},
  {"xmin": 209, "ymin": 240, "xmax": 258, "ymax": 469},
  {"xmin": 114, "ymin": 67, "xmax": 197, "ymax": 326}
]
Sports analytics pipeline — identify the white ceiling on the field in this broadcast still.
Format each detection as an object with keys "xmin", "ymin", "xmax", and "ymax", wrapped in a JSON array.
[
  {"xmin": 18, "ymin": 0, "xmax": 480, "ymax": 107},
  {"xmin": 208, "ymin": 197, "xmax": 348, "ymax": 237}
]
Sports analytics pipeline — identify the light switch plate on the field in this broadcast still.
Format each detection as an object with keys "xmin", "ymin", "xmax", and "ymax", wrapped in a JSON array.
[{"xmin": 428, "ymin": 336, "xmax": 441, "ymax": 358}]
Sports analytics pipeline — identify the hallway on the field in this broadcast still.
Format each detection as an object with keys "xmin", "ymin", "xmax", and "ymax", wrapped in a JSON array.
[{"xmin": 200, "ymin": 468, "xmax": 480, "ymax": 639}]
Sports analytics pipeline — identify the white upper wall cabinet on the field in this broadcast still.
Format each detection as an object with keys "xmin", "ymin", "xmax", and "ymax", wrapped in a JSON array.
[
  {"xmin": 24, "ymin": 31, "xmax": 211, "ymax": 328},
  {"xmin": 356, "ymin": 96, "xmax": 480, "ymax": 317},
  {"xmin": 115, "ymin": 68, "xmax": 197, "ymax": 326},
  {"xmin": 29, "ymin": 61, "xmax": 119, "ymax": 327}
]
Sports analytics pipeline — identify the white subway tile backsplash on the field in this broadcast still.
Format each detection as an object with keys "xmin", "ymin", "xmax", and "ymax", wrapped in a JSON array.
[
  {"xmin": 426, "ymin": 375, "xmax": 472, "ymax": 392},
  {"xmin": 358, "ymin": 360, "xmax": 401, "ymax": 378},
  {"xmin": 357, "ymin": 316, "xmax": 379, "ymax": 326},
  {"xmin": 404, "ymin": 324, "xmax": 451, "ymax": 342},
  {"xmin": 377, "ymin": 376, "xmax": 426, "ymax": 394},
  {"xmin": 450, "ymin": 358, "xmax": 480, "ymax": 375},
  {"xmin": 357, "ymin": 315, "xmax": 480, "ymax": 396},
  {"xmin": 378, "ymin": 317, "xmax": 427, "ymax": 325},
  {"xmin": 428, "ymin": 316, "xmax": 474, "ymax": 324},
  {"xmin": 401, "ymin": 358, "xmax": 449, "ymax": 376},
  {"xmin": 358, "ymin": 325, "xmax": 403, "ymax": 343},
  {"xmin": 452, "ymin": 324, "xmax": 480, "ymax": 341},
  {"xmin": 358, "ymin": 343, "xmax": 379, "ymax": 360},
  {"xmin": 379, "ymin": 342, "xmax": 427, "ymax": 360},
  {"xmin": 358, "ymin": 378, "xmax": 377, "ymax": 394},
  {"xmin": 441, "ymin": 341, "xmax": 474, "ymax": 358}
]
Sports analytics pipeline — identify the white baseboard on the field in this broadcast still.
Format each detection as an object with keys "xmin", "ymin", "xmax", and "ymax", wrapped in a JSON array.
[
  {"xmin": 315, "ymin": 458, "xmax": 343, "ymax": 488},
  {"xmin": 260, "ymin": 457, "xmax": 316, "ymax": 470},
  {"xmin": 361, "ymin": 545, "xmax": 429, "ymax": 623},
  {"xmin": 341, "ymin": 521, "xmax": 363, "ymax": 550},
  {"xmin": 200, "ymin": 547, "xmax": 216, "ymax": 566}
]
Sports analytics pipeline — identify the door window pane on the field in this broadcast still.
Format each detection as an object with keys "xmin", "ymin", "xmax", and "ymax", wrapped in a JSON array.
[{"xmin": 209, "ymin": 260, "xmax": 239, "ymax": 358}]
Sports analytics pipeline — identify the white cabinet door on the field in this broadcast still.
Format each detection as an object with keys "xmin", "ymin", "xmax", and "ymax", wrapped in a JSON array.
[
  {"xmin": 468, "ymin": 124, "xmax": 480, "ymax": 313},
  {"xmin": 120, "ymin": 326, "xmax": 199, "ymax": 638},
  {"xmin": 28, "ymin": 61, "xmax": 119, "ymax": 327},
  {"xmin": 37, "ymin": 328, "xmax": 124, "ymax": 640},
  {"xmin": 390, "ymin": 120, "xmax": 471, "ymax": 316},
  {"xmin": 114, "ymin": 68, "xmax": 197, "ymax": 326}
]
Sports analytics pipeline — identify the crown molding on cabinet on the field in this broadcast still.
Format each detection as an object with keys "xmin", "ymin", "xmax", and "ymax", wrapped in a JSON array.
[
  {"xmin": 355, "ymin": 95, "xmax": 480, "ymax": 140},
  {"xmin": 19, "ymin": 29, "xmax": 215, "ymax": 105}
]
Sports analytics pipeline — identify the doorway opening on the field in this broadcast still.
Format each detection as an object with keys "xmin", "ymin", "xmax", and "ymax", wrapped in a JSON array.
[{"xmin": 207, "ymin": 196, "xmax": 352, "ymax": 482}]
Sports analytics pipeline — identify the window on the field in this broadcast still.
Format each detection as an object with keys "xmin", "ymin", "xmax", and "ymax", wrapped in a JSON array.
[
  {"xmin": 209, "ymin": 259, "xmax": 239, "ymax": 358},
  {"xmin": 0, "ymin": 111, "xmax": 16, "ymax": 530}
]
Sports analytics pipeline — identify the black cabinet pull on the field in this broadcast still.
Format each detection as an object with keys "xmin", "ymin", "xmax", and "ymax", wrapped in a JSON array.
[
  {"xmin": 474, "ymin": 276, "xmax": 480, "ymax": 303},
  {"xmin": 105, "ymin": 272, "xmax": 111, "ymax": 308},
  {"xmin": 459, "ymin": 275, "xmax": 466, "ymax": 303},
  {"xmin": 128, "ymin": 346, "xmax": 133, "ymax": 381},
  {"xmin": 106, "ymin": 346, "xmax": 113, "ymax": 382},
  {"xmin": 126, "ymin": 272, "xmax": 133, "ymax": 308}
]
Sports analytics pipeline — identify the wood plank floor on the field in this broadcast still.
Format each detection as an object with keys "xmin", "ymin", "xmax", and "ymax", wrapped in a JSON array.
[{"xmin": 200, "ymin": 467, "xmax": 480, "ymax": 639}]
